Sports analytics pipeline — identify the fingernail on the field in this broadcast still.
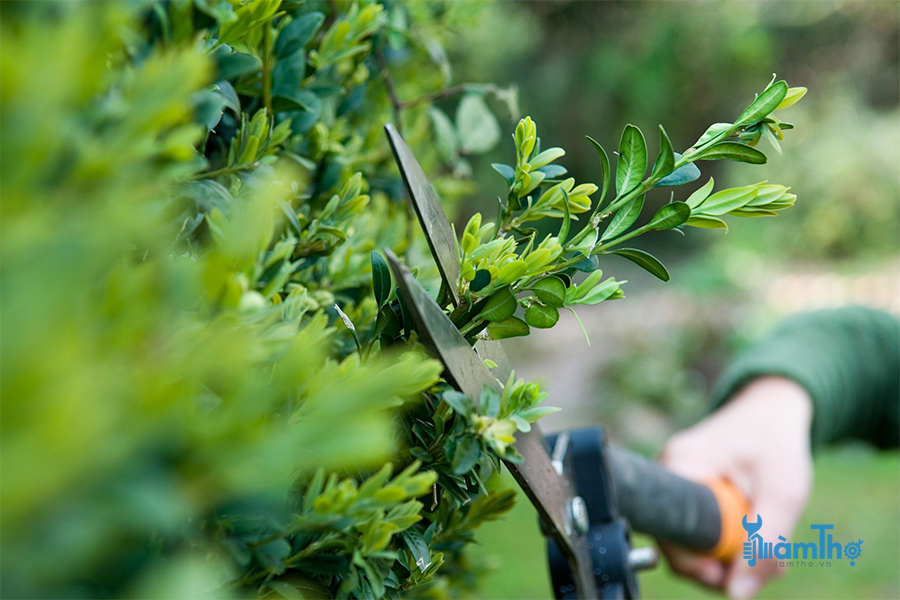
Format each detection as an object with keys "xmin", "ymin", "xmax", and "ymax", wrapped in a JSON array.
[{"xmin": 728, "ymin": 576, "xmax": 760, "ymax": 599}]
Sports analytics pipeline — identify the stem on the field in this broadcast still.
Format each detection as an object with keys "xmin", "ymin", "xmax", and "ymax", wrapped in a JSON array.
[
  {"xmin": 262, "ymin": 25, "xmax": 273, "ymax": 118},
  {"xmin": 193, "ymin": 161, "xmax": 260, "ymax": 180}
]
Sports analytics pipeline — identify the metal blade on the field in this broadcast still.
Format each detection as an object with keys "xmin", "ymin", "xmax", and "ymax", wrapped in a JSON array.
[
  {"xmin": 385, "ymin": 124, "xmax": 461, "ymax": 305},
  {"xmin": 384, "ymin": 249, "xmax": 598, "ymax": 598}
]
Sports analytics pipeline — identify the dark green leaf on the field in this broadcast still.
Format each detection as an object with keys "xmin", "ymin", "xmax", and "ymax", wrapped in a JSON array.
[
  {"xmin": 471, "ymin": 269, "xmax": 491, "ymax": 292},
  {"xmin": 481, "ymin": 386, "xmax": 501, "ymax": 418},
  {"xmin": 212, "ymin": 45, "xmax": 261, "ymax": 79},
  {"xmin": 529, "ymin": 276, "xmax": 566, "ymax": 307},
  {"xmin": 254, "ymin": 539, "xmax": 291, "ymax": 574},
  {"xmin": 646, "ymin": 202, "xmax": 691, "ymax": 230},
  {"xmin": 371, "ymin": 252, "xmax": 391, "ymax": 307},
  {"xmin": 525, "ymin": 303, "xmax": 559, "ymax": 328},
  {"xmin": 559, "ymin": 190, "xmax": 571, "ymax": 242},
  {"xmin": 610, "ymin": 248, "xmax": 670, "ymax": 281},
  {"xmin": 615, "ymin": 125, "xmax": 647, "ymax": 195},
  {"xmin": 271, "ymin": 94, "xmax": 312, "ymax": 113},
  {"xmin": 649, "ymin": 125, "xmax": 675, "ymax": 181},
  {"xmin": 487, "ymin": 316, "xmax": 530, "ymax": 340},
  {"xmin": 477, "ymin": 287, "xmax": 517, "ymax": 322},
  {"xmin": 442, "ymin": 391, "xmax": 473, "ymax": 416},
  {"xmin": 276, "ymin": 12, "xmax": 325, "ymax": 58},
  {"xmin": 452, "ymin": 436, "xmax": 481, "ymax": 475},
  {"xmin": 272, "ymin": 50, "xmax": 306, "ymax": 97},
  {"xmin": 536, "ymin": 164, "xmax": 568, "ymax": 180},
  {"xmin": 695, "ymin": 142, "xmax": 767, "ymax": 164},
  {"xmin": 586, "ymin": 136, "xmax": 611, "ymax": 209},
  {"xmin": 400, "ymin": 529, "xmax": 432, "ymax": 571},
  {"xmin": 491, "ymin": 163, "xmax": 515, "ymax": 185},
  {"xmin": 601, "ymin": 194, "xmax": 644, "ymax": 241}
]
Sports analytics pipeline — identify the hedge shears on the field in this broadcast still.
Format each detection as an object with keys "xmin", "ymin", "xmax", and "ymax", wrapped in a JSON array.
[{"xmin": 383, "ymin": 124, "xmax": 749, "ymax": 599}]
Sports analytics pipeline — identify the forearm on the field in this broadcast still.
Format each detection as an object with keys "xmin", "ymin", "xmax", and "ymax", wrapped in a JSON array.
[{"xmin": 709, "ymin": 306, "xmax": 900, "ymax": 449}]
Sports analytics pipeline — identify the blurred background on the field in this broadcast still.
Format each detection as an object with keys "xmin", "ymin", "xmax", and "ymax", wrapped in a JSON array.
[{"xmin": 436, "ymin": 1, "xmax": 899, "ymax": 598}]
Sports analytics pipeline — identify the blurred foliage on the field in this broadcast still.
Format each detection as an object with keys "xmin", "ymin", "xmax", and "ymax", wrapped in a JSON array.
[{"xmin": 0, "ymin": 1, "xmax": 527, "ymax": 597}]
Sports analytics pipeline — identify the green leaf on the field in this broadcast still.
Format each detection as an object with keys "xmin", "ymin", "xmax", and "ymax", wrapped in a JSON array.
[
  {"xmin": 400, "ymin": 529, "xmax": 432, "ymax": 571},
  {"xmin": 255, "ymin": 539, "xmax": 291, "ymax": 574},
  {"xmin": 471, "ymin": 269, "xmax": 491, "ymax": 292},
  {"xmin": 481, "ymin": 386, "xmax": 501, "ymax": 417},
  {"xmin": 371, "ymin": 251, "xmax": 391, "ymax": 307},
  {"xmin": 212, "ymin": 45, "xmax": 261, "ymax": 79},
  {"xmin": 615, "ymin": 125, "xmax": 647, "ymax": 195},
  {"xmin": 569, "ymin": 277, "xmax": 621, "ymax": 306},
  {"xmin": 685, "ymin": 215, "xmax": 728, "ymax": 230},
  {"xmin": 456, "ymin": 94, "xmax": 500, "ymax": 154},
  {"xmin": 442, "ymin": 391, "xmax": 473, "ymax": 416},
  {"xmin": 735, "ymin": 80, "xmax": 788, "ymax": 127},
  {"xmin": 430, "ymin": 107, "xmax": 458, "ymax": 163},
  {"xmin": 266, "ymin": 581, "xmax": 304, "ymax": 599},
  {"xmin": 697, "ymin": 185, "xmax": 758, "ymax": 216},
  {"xmin": 559, "ymin": 190, "xmax": 571, "ymax": 242},
  {"xmin": 775, "ymin": 86, "xmax": 807, "ymax": 111},
  {"xmin": 271, "ymin": 94, "xmax": 312, "ymax": 113},
  {"xmin": 695, "ymin": 142, "xmax": 767, "ymax": 164},
  {"xmin": 276, "ymin": 12, "xmax": 325, "ymax": 58},
  {"xmin": 646, "ymin": 201, "xmax": 690, "ymax": 231},
  {"xmin": 487, "ymin": 316, "xmax": 530, "ymax": 340},
  {"xmin": 649, "ymin": 125, "xmax": 675, "ymax": 181},
  {"xmin": 693, "ymin": 122, "xmax": 732, "ymax": 147},
  {"xmin": 477, "ymin": 287, "xmax": 517, "ymax": 322},
  {"xmin": 529, "ymin": 276, "xmax": 566, "ymax": 307},
  {"xmin": 525, "ymin": 303, "xmax": 559, "ymax": 329},
  {"xmin": 601, "ymin": 194, "xmax": 644, "ymax": 241},
  {"xmin": 611, "ymin": 248, "xmax": 670, "ymax": 281},
  {"xmin": 654, "ymin": 153, "xmax": 700, "ymax": 187},
  {"xmin": 586, "ymin": 136, "xmax": 611, "ymax": 208},
  {"xmin": 491, "ymin": 163, "xmax": 515, "ymax": 185},
  {"xmin": 518, "ymin": 406, "xmax": 561, "ymax": 423},
  {"xmin": 685, "ymin": 177, "xmax": 715, "ymax": 209}
]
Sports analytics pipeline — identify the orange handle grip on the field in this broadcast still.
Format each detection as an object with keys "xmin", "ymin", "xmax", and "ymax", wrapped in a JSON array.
[{"xmin": 703, "ymin": 478, "xmax": 751, "ymax": 561}]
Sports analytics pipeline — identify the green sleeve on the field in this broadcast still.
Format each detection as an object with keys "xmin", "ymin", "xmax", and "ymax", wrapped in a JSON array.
[{"xmin": 710, "ymin": 306, "xmax": 899, "ymax": 449}]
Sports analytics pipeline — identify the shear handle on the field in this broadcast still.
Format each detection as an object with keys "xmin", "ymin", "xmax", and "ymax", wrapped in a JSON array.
[{"xmin": 607, "ymin": 446, "xmax": 749, "ymax": 561}]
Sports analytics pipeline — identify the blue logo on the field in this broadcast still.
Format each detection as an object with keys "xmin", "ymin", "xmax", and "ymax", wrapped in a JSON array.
[{"xmin": 742, "ymin": 514, "xmax": 864, "ymax": 567}]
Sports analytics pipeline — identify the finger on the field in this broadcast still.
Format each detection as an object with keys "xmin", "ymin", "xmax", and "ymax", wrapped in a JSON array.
[
  {"xmin": 658, "ymin": 542, "xmax": 727, "ymax": 589},
  {"xmin": 726, "ymin": 487, "xmax": 808, "ymax": 599}
]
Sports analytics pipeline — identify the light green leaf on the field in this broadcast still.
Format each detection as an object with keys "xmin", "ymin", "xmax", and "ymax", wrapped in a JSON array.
[
  {"xmin": 685, "ymin": 178, "xmax": 715, "ymax": 209},
  {"xmin": 697, "ymin": 185, "xmax": 759, "ymax": 216},
  {"xmin": 429, "ymin": 107, "xmax": 458, "ymax": 163},
  {"xmin": 456, "ymin": 94, "xmax": 500, "ymax": 154},
  {"xmin": 775, "ymin": 86, "xmax": 807, "ymax": 111},
  {"xmin": 518, "ymin": 406, "xmax": 561, "ymax": 423},
  {"xmin": 685, "ymin": 215, "xmax": 728, "ymax": 230}
]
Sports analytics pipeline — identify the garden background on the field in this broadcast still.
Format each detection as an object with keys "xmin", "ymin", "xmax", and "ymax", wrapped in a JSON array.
[{"xmin": 440, "ymin": 1, "xmax": 899, "ymax": 598}]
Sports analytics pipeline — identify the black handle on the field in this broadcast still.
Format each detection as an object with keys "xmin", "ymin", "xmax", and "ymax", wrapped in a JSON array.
[{"xmin": 606, "ymin": 445, "xmax": 742, "ymax": 556}]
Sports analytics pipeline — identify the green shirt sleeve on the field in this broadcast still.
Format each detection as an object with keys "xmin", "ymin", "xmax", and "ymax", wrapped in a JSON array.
[{"xmin": 710, "ymin": 306, "xmax": 899, "ymax": 449}]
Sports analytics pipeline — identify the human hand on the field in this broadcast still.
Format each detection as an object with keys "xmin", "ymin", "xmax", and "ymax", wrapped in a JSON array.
[{"xmin": 659, "ymin": 376, "xmax": 814, "ymax": 599}]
